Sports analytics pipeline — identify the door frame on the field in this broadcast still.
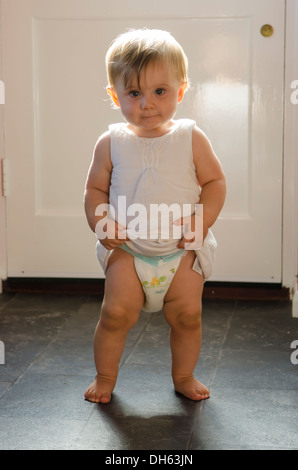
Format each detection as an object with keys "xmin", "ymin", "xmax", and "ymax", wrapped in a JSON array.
[
  {"xmin": 0, "ymin": 0, "xmax": 297, "ymax": 295},
  {"xmin": 283, "ymin": 0, "xmax": 298, "ymax": 310},
  {"xmin": 0, "ymin": 0, "xmax": 6, "ymax": 293}
]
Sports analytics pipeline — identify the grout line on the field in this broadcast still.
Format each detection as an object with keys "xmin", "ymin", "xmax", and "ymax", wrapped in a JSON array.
[
  {"xmin": 120, "ymin": 313, "xmax": 153, "ymax": 368},
  {"xmin": 0, "ymin": 309, "xmax": 76, "ymax": 398},
  {"xmin": 186, "ymin": 402, "xmax": 205, "ymax": 450},
  {"xmin": 186, "ymin": 300, "xmax": 238, "ymax": 450},
  {"xmin": 0, "ymin": 293, "xmax": 16, "ymax": 313},
  {"xmin": 2, "ymin": 335, "xmax": 59, "ymax": 388},
  {"xmin": 208, "ymin": 300, "xmax": 238, "ymax": 388},
  {"xmin": 0, "ymin": 339, "xmax": 56, "ymax": 401}
]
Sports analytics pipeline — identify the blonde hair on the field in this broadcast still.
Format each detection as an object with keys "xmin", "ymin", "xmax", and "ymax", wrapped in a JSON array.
[{"xmin": 105, "ymin": 28, "xmax": 188, "ymax": 88}]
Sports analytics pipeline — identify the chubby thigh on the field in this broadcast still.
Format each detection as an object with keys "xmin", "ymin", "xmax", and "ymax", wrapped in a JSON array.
[
  {"xmin": 163, "ymin": 250, "xmax": 204, "ymax": 317},
  {"xmin": 103, "ymin": 248, "xmax": 145, "ymax": 316}
]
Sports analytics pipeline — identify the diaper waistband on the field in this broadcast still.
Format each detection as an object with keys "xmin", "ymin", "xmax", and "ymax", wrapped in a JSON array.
[{"xmin": 120, "ymin": 244, "xmax": 184, "ymax": 267}]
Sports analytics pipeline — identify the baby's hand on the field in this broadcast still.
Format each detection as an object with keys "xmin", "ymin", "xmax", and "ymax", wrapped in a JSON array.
[
  {"xmin": 173, "ymin": 214, "xmax": 205, "ymax": 250},
  {"xmin": 95, "ymin": 218, "xmax": 129, "ymax": 250}
]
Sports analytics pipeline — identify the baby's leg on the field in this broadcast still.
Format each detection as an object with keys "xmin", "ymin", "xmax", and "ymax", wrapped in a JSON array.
[
  {"xmin": 163, "ymin": 251, "xmax": 209, "ymax": 401},
  {"xmin": 84, "ymin": 248, "xmax": 144, "ymax": 403}
]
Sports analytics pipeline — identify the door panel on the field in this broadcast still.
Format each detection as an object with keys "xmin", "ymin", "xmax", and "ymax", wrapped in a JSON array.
[{"xmin": 2, "ymin": 0, "xmax": 284, "ymax": 281}]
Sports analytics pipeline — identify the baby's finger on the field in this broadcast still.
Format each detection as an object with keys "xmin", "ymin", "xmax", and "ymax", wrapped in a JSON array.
[
  {"xmin": 115, "ymin": 227, "xmax": 129, "ymax": 241},
  {"xmin": 173, "ymin": 216, "xmax": 192, "ymax": 226},
  {"xmin": 177, "ymin": 235, "xmax": 195, "ymax": 249}
]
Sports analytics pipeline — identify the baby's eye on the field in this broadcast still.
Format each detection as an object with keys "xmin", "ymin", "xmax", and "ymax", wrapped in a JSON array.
[
  {"xmin": 155, "ymin": 88, "xmax": 165, "ymax": 96},
  {"xmin": 129, "ymin": 90, "xmax": 140, "ymax": 98}
]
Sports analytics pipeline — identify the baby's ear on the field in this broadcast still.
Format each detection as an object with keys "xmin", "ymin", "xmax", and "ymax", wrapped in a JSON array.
[
  {"xmin": 107, "ymin": 87, "xmax": 120, "ymax": 107},
  {"xmin": 177, "ymin": 82, "xmax": 188, "ymax": 103}
]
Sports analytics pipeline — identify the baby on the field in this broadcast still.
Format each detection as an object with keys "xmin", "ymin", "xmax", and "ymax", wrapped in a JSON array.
[{"xmin": 84, "ymin": 28, "xmax": 226, "ymax": 403}]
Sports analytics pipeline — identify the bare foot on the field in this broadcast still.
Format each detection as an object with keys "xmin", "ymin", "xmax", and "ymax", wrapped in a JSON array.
[
  {"xmin": 174, "ymin": 375, "xmax": 210, "ymax": 401},
  {"xmin": 84, "ymin": 374, "xmax": 116, "ymax": 404}
]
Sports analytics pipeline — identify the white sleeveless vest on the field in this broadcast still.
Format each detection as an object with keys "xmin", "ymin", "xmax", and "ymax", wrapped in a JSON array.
[{"xmin": 109, "ymin": 119, "xmax": 200, "ymax": 256}]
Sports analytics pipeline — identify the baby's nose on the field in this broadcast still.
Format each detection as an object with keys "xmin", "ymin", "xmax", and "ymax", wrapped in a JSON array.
[{"xmin": 141, "ymin": 95, "xmax": 155, "ymax": 109}]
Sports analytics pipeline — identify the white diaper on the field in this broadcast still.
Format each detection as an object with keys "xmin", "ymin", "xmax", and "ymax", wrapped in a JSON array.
[
  {"xmin": 96, "ymin": 229, "xmax": 217, "ymax": 313},
  {"xmin": 133, "ymin": 252, "xmax": 185, "ymax": 313}
]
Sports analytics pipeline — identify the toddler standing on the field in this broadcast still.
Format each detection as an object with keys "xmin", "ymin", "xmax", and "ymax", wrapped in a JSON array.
[{"xmin": 84, "ymin": 29, "xmax": 226, "ymax": 403}]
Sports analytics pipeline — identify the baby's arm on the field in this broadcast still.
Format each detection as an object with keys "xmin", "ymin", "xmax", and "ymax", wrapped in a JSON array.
[
  {"xmin": 178, "ymin": 126, "xmax": 226, "ymax": 248},
  {"xmin": 84, "ymin": 131, "xmax": 128, "ymax": 249},
  {"xmin": 193, "ymin": 126, "xmax": 226, "ymax": 237}
]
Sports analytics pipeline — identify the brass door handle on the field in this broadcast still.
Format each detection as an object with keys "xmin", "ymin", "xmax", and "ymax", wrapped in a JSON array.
[{"xmin": 260, "ymin": 24, "xmax": 274, "ymax": 37}]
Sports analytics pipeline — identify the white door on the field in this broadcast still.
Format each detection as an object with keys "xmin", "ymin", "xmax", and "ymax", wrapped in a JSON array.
[{"xmin": 2, "ymin": 0, "xmax": 284, "ymax": 282}]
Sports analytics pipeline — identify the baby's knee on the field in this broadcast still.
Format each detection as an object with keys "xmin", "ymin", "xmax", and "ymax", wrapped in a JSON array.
[
  {"xmin": 169, "ymin": 306, "xmax": 202, "ymax": 331},
  {"xmin": 100, "ymin": 303, "xmax": 139, "ymax": 331}
]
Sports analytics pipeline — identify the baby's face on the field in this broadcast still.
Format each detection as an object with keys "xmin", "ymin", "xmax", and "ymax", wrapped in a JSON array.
[{"xmin": 109, "ymin": 61, "xmax": 186, "ymax": 137}]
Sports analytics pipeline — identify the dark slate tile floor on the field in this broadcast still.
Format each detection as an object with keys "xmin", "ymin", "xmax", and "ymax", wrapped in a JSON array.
[{"xmin": 0, "ymin": 292, "xmax": 298, "ymax": 450}]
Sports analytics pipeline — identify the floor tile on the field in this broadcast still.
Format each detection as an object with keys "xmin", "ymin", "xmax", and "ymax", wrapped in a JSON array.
[
  {"xmin": 224, "ymin": 301, "xmax": 297, "ymax": 352},
  {"xmin": 0, "ymin": 294, "xmax": 297, "ymax": 450},
  {"xmin": 189, "ymin": 388, "xmax": 298, "ymax": 450},
  {"xmin": 0, "ymin": 372, "xmax": 94, "ymax": 420},
  {"xmin": 0, "ymin": 416, "xmax": 85, "ymax": 450},
  {"xmin": 28, "ymin": 335, "xmax": 95, "ymax": 377},
  {"xmin": 211, "ymin": 349, "xmax": 298, "ymax": 390}
]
